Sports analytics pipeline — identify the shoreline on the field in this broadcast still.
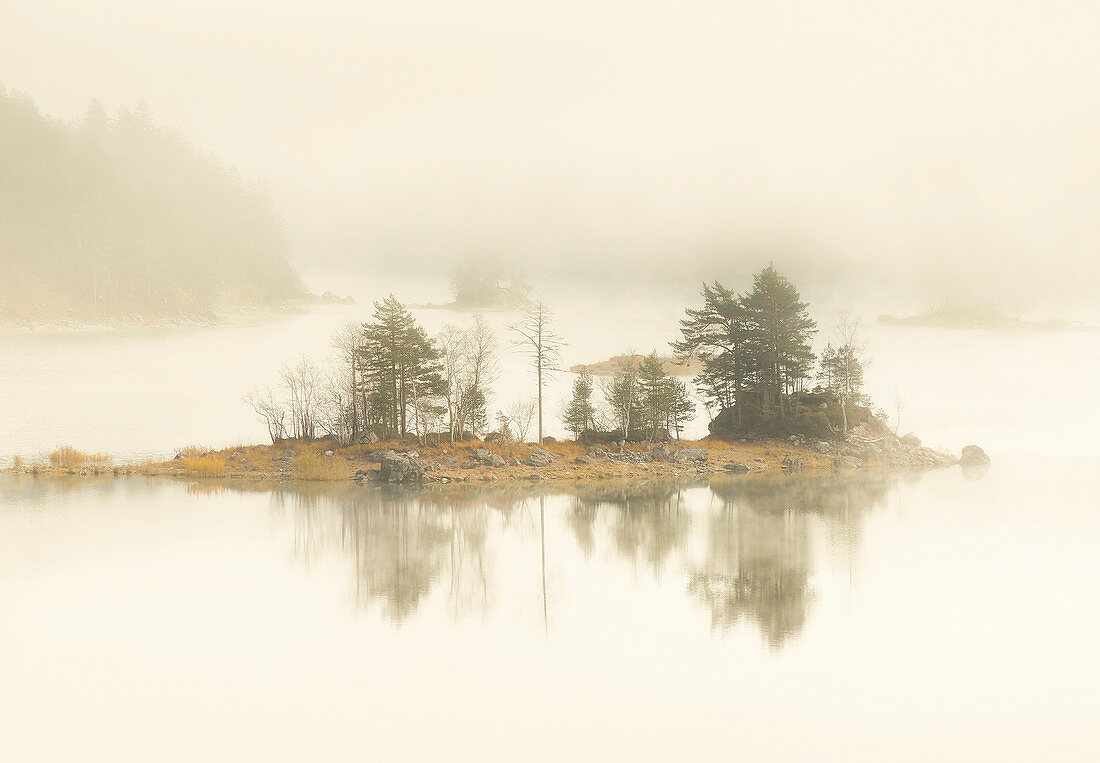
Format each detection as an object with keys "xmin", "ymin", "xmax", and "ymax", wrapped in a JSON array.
[{"xmin": 5, "ymin": 436, "xmax": 960, "ymax": 488}]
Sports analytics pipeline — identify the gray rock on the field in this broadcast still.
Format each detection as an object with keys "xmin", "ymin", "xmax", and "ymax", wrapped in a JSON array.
[
  {"xmin": 474, "ymin": 447, "xmax": 492, "ymax": 462},
  {"xmin": 673, "ymin": 448, "xmax": 709, "ymax": 463},
  {"xmin": 379, "ymin": 454, "xmax": 423, "ymax": 484},
  {"xmin": 725, "ymin": 462, "xmax": 750, "ymax": 474},
  {"xmin": 488, "ymin": 453, "xmax": 506, "ymax": 468},
  {"xmin": 652, "ymin": 444, "xmax": 673, "ymax": 462},
  {"xmin": 368, "ymin": 449, "xmax": 397, "ymax": 463},
  {"xmin": 900, "ymin": 432, "xmax": 921, "ymax": 447},
  {"xmin": 574, "ymin": 456, "xmax": 591, "ymax": 465},
  {"xmin": 522, "ymin": 448, "xmax": 555, "ymax": 467},
  {"xmin": 814, "ymin": 440, "xmax": 832, "ymax": 454},
  {"xmin": 960, "ymin": 445, "xmax": 991, "ymax": 466},
  {"xmin": 324, "ymin": 450, "xmax": 334, "ymax": 457}
]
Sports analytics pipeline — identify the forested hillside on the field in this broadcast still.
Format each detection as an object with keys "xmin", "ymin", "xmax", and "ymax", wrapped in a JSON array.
[{"xmin": 0, "ymin": 86, "xmax": 304, "ymax": 323}]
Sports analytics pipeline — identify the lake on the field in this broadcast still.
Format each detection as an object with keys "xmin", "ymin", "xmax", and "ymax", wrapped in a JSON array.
[
  {"xmin": 1, "ymin": 276, "xmax": 1098, "ymax": 760},
  {"xmin": 1, "ymin": 458, "xmax": 1098, "ymax": 761}
]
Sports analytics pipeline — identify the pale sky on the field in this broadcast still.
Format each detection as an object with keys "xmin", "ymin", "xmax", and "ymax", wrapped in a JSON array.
[{"xmin": 4, "ymin": 0, "xmax": 1100, "ymax": 300}]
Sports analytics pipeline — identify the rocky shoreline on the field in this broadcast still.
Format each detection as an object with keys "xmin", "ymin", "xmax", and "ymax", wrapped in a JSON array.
[{"xmin": 6, "ymin": 429, "xmax": 970, "ymax": 487}]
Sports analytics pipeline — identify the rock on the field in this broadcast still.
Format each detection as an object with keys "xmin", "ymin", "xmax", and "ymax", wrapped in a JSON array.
[
  {"xmin": 673, "ymin": 448, "xmax": 709, "ymax": 463},
  {"xmin": 474, "ymin": 447, "xmax": 492, "ymax": 462},
  {"xmin": 587, "ymin": 447, "xmax": 607, "ymax": 458},
  {"xmin": 354, "ymin": 468, "xmax": 378, "ymax": 483},
  {"xmin": 900, "ymin": 432, "xmax": 921, "ymax": 447},
  {"xmin": 509, "ymin": 457, "xmax": 522, "ymax": 467},
  {"xmin": 461, "ymin": 460, "xmax": 479, "ymax": 469},
  {"xmin": 725, "ymin": 462, "xmax": 750, "ymax": 474},
  {"xmin": 960, "ymin": 445, "xmax": 991, "ymax": 466},
  {"xmin": 379, "ymin": 454, "xmax": 423, "ymax": 484},
  {"xmin": 574, "ymin": 456, "xmax": 591, "ymax": 465},
  {"xmin": 522, "ymin": 448, "xmax": 555, "ymax": 467},
  {"xmin": 542, "ymin": 436, "xmax": 557, "ymax": 444},
  {"xmin": 367, "ymin": 449, "xmax": 397, "ymax": 463},
  {"xmin": 488, "ymin": 454, "xmax": 506, "ymax": 468},
  {"xmin": 324, "ymin": 450, "xmax": 334, "ymax": 457},
  {"xmin": 652, "ymin": 444, "xmax": 673, "ymax": 462},
  {"xmin": 814, "ymin": 440, "xmax": 832, "ymax": 454}
]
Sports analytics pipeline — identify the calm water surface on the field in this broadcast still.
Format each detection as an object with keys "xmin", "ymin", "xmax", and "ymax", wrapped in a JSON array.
[
  {"xmin": 2, "ymin": 278, "xmax": 1099, "ymax": 759},
  {"xmin": 1, "ymin": 459, "xmax": 1098, "ymax": 761}
]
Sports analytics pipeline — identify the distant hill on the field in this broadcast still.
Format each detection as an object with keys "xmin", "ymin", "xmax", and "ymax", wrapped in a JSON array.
[{"xmin": 0, "ymin": 87, "xmax": 305, "ymax": 324}]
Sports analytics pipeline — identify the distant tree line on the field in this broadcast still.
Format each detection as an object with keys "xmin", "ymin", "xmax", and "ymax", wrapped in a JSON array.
[{"xmin": 0, "ymin": 86, "xmax": 303, "ymax": 321}]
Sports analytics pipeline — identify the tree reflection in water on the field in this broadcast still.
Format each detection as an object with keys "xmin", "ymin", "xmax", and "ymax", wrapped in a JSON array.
[{"xmin": 255, "ymin": 474, "xmax": 900, "ymax": 643}]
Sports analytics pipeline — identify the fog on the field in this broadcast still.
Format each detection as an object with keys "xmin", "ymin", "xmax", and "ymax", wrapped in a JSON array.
[{"xmin": 5, "ymin": 0, "xmax": 1100, "ymax": 307}]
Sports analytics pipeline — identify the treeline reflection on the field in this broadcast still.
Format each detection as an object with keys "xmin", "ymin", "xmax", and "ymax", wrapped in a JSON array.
[{"xmin": 259, "ymin": 475, "xmax": 901, "ymax": 645}]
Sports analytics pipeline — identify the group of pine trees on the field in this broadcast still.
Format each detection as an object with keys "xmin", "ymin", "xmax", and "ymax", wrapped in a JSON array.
[
  {"xmin": 673, "ymin": 264, "xmax": 867, "ymax": 438},
  {"xmin": 248, "ymin": 264, "xmax": 869, "ymax": 446},
  {"xmin": 562, "ymin": 357, "xmax": 695, "ymax": 442},
  {"xmin": 0, "ymin": 87, "xmax": 303, "ymax": 321}
]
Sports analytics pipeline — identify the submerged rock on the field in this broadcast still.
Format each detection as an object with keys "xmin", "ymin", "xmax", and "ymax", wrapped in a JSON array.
[{"xmin": 959, "ymin": 445, "xmax": 991, "ymax": 466}]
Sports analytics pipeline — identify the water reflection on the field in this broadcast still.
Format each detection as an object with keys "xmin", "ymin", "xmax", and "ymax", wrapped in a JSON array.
[{"xmin": 259, "ymin": 474, "xmax": 901, "ymax": 644}]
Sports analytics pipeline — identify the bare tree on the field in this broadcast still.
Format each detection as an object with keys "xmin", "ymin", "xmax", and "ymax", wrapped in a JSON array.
[
  {"xmin": 506, "ymin": 397, "xmax": 537, "ymax": 443},
  {"xmin": 438, "ymin": 315, "xmax": 500, "ymax": 441},
  {"xmin": 818, "ymin": 312, "xmax": 869, "ymax": 438},
  {"xmin": 330, "ymin": 322, "xmax": 363, "ymax": 443},
  {"xmin": 244, "ymin": 385, "xmax": 287, "ymax": 443},
  {"xmin": 281, "ymin": 356, "xmax": 325, "ymax": 440},
  {"xmin": 508, "ymin": 301, "xmax": 564, "ymax": 443}
]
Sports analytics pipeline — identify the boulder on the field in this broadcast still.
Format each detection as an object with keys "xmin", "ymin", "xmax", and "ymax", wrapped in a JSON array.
[
  {"xmin": 959, "ymin": 445, "xmax": 991, "ymax": 466},
  {"xmin": 725, "ymin": 462, "xmax": 750, "ymax": 474},
  {"xmin": 488, "ymin": 453, "xmax": 506, "ymax": 468},
  {"xmin": 379, "ymin": 454, "xmax": 423, "ymax": 484},
  {"xmin": 814, "ymin": 440, "xmax": 832, "ymax": 454},
  {"xmin": 673, "ymin": 448, "xmax": 709, "ymax": 463},
  {"xmin": 574, "ymin": 456, "xmax": 591, "ymax": 465},
  {"xmin": 473, "ymin": 447, "xmax": 492, "ymax": 462},
  {"xmin": 652, "ymin": 444, "xmax": 673, "ymax": 462},
  {"xmin": 900, "ymin": 432, "xmax": 921, "ymax": 448},
  {"xmin": 367, "ymin": 449, "xmax": 397, "ymax": 463},
  {"xmin": 542, "ymin": 436, "xmax": 557, "ymax": 444},
  {"xmin": 522, "ymin": 448, "xmax": 555, "ymax": 467}
]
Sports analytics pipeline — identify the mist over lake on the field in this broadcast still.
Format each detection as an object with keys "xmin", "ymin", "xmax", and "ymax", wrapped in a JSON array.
[{"xmin": 5, "ymin": 0, "xmax": 1100, "ymax": 758}]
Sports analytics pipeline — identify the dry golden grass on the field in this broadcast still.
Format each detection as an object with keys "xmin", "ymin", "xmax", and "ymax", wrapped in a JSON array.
[
  {"xmin": 47, "ymin": 445, "xmax": 111, "ymax": 470},
  {"xmin": 11, "ymin": 455, "xmax": 25, "ymax": 471},
  {"xmin": 290, "ymin": 452, "xmax": 346, "ymax": 480},
  {"xmin": 177, "ymin": 445, "xmax": 209, "ymax": 458},
  {"xmin": 181, "ymin": 455, "xmax": 227, "ymax": 477}
]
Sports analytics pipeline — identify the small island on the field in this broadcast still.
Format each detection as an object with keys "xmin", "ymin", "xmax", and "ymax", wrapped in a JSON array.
[
  {"xmin": 878, "ymin": 298, "xmax": 1085, "ymax": 331},
  {"xmin": 6, "ymin": 265, "xmax": 978, "ymax": 487}
]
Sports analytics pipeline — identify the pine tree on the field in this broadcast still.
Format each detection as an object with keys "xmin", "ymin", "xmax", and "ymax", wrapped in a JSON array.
[
  {"xmin": 563, "ymin": 369, "xmax": 596, "ymax": 439},
  {"xmin": 637, "ymin": 352, "xmax": 670, "ymax": 441},
  {"xmin": 359, "ymin": 295, "xmax": 444, "ymax": 438},
  {"xmin": 673, "ymin": 281, "xmax": 752, "ymax": 422},
  {"xmin": 664, "ymin": 378, "xmax": 696, "ymax": 441},
  {"xmin": 739, "ymin": 265, "xmax": 817, "ymax": 422}
]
